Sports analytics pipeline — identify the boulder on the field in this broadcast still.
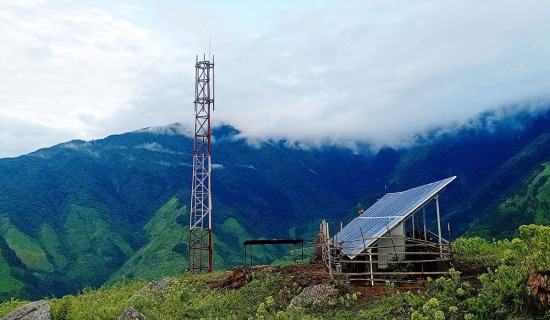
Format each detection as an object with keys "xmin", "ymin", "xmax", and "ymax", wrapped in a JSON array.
[
  {"xmin": 0, "ymin": 300, "xmax": 50, "ymax": 320},
  {"xmin": 527, "ymin": 271, "xmax": 550, "ymax": 311},
  {"xmin": 289, "ymin": 284, "xmax": 338, "ymax": 307},
  {"xmin": 117, "ymin": 307, "xmax": 148, "ymax": 320}
]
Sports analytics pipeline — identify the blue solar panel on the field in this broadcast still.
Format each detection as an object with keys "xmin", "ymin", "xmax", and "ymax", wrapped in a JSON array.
[{"xmin": 334, "ymin": 176, "xmax": 456, "ymax": 259}]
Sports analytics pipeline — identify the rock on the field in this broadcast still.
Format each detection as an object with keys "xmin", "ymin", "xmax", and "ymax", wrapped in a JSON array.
[
  {"xmin": 232, "ymin": 267, "xmax": 247, "ymax": 288},
  {"xmin": 527, "ymin": 271, "xmax": 550, "ymax": 311},
  {"xmin": 216, "ymin": 267, "xmax": 250, "ymax": 290},
  {"xmin": 289, "ymin": 284, "xmax": 338, "ymax": 307},
  {"xmin": 117, "ymin": 307, "xmax": 148, "ymax": 320},
  {"xmin": 0, "ymin": 300, "xmax": 50, "ymax": 320}
]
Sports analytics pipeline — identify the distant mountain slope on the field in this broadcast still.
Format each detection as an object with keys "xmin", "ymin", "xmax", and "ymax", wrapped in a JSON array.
[
  {"xmin": 0, "ymin": 125, "xmax": 393, "ymax": 301},
  {"xmin": 465, "ymin": 133, "xmax": 550, "ymax": 238},
  {"xmin": 388, "ymin": 109, "xmax": 550, "ymax": 235},
  {"xmin": 0, "ymin": 107, "xmax": 550, "ymax": 301}
]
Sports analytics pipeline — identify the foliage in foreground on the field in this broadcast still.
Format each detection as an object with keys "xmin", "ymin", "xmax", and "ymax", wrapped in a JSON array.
[{"xmin": 2, "ymin": 224, "xmax": 550, "ymax": 319}]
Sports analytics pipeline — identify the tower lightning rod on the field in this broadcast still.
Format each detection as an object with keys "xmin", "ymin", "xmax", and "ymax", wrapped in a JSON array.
[{"xmin": 188, "ymin": 54, "xmax": 215, "ymax": 273}]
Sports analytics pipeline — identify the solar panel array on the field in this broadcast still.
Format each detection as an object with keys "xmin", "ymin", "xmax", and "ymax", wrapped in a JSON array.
[{"xmin": 334, "ymin": 176, "xmax": 456, "ymax": 259}]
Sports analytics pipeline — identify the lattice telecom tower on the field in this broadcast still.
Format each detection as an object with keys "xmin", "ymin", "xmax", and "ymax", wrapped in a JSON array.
[{"xmin": 188, "ymin": 55, "xmax": 214, "ymax": 272}]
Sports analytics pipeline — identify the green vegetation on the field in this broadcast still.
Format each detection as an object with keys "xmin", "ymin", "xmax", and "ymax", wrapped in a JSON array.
[
  {"xmin": 0, "ymin": 253, "xmax": 24, "ymax": 296},
  {"xmin": 63, "ymin": 205, "xmax": 134, "ymax": 286},
  {"xmin": 2, "ymin": 224, "xmax": 549, "ymax": 319},
  {"xmin": 107, "ymin": 198, "xmax": 189, "ymax": 283},
  {"xmin": 4, "ymin": 227, "xmax": 54, "ymax": 273},
  {"xmin": 1, "ymin": 110, "xmax": 550, "ymax": 302},
  {"xmin": 39, "ymin": 224, "xmax": 68, "ymax": 269}
]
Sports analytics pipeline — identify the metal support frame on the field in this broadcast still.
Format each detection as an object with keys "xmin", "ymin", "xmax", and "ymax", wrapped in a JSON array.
[
  {"xmin": 188, "ymin": 55, "xmax": 215, "ymax": 273},
  {"xmin": 435, "ymin": 195, "xmax": 443, "ymax": 256},
  {"xmin": 423, "ymin": 207, "xmax": 427, "ymax": 242}
]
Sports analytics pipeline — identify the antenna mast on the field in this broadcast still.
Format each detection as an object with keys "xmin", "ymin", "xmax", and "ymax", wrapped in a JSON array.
[{"xmin": 188, "ymin": 54, "xmax": 215, "ymax": 273}]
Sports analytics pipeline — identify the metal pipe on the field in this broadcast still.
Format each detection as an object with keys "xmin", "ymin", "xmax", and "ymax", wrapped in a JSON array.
[
  {"xmin": 423, "ymin": 207, "xmax": 427, "ymax": 242},
  {"xmin": 436, "ymin": 196, "xmax": 442, "ymax": 256},
  {"xmin": 412, "ymin": 213, "xmax": 415, "ymax": 239}
]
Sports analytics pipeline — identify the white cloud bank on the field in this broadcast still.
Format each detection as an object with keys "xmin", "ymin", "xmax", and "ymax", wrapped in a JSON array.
[{"xmin": 0, "ymin": 0, "xmax": 549, "ymax": 157}]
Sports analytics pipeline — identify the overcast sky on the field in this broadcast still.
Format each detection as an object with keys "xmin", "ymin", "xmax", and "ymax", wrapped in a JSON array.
[{"xmin": 1, "ymin": 0, "xmax": 550, "ymax": 158}]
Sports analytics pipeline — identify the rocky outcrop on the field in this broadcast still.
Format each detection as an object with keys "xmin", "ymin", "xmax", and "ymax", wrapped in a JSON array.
[
  {"xmin": 216, "ymin": 267, "xmax": 248, "ymax": 289},
  {"xmin": 0, "ymin": 300, "xmax": 50, "ymax": 320},
  {"xmin": 289, "ymin": 284, "xmax": 338, "ymax": 307},
  {"xmin": 527, "ymin": 271, "xmax": 550, "ymax": 311},
  {"xmin": 117, "ymin": 307, "xmax": 148, "ymax": 320}
]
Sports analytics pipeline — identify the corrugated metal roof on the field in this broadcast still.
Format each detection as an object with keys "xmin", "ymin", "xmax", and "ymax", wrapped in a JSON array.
[{"xmin": 334, "ymin": 176, "xmax": 456, "ymax": 259}]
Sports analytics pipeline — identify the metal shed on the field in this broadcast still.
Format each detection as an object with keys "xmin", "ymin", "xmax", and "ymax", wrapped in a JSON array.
[{"xmin": 321, "ymin": 176, "xmax": 456, "ymax": 285}]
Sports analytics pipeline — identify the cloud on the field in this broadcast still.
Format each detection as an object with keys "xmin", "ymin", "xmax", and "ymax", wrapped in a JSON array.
[
  {"xmin": 1, "ymin": 0, "xmax": 550, "ymax": 158},
  {"xmin": 136, "ymin": 142, "xmax": 180, "ymax": 154}
]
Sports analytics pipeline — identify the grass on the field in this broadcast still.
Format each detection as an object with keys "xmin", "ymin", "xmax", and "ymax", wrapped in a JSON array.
[
  {"xmin": 39, "ymin": 224, "xmax": 68, "ymax": 269},
  {"xmin": 4, "ymin": 227, "xmax": 53, "ymax": 273},
  {"xmin": 106, "ymin": 199, "xmax": 187, "ymax": 284},
  {"xmin": 0, "ymin": 253, "xmax": 24, "ymax": 295},
  {"xmin": 64, "ymin": 204, "xmax": 134, "ymax": 283},
  {"xmin": 2, "ymin": 221, "xmax": 549, "ymax": 320},
  {"xmin": 0, "ymin": 268, "xmax": 412, "ymax": 320},
  {"xmin": 469, "ymin": 162, "xmax": 550, "ymax": 238},
  {"xmin": 1, "ymin": 271, "xmax": 291, "ymax": 320}
]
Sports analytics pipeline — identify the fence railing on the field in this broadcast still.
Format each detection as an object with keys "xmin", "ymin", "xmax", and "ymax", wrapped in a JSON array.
[{"xmin": 318, "ymin": 235, "xmax": 452, "ymax": 285}]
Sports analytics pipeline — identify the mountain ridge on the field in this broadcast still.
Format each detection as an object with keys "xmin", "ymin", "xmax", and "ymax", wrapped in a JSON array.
[{"xmin": 0, "ymin": 107, "xmax": 549, "ymax": 301}]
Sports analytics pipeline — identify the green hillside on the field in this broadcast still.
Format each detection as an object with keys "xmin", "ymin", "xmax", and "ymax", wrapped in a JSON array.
[
  {"xmin": 2, "ymin": 224, "xmax": 550, "ymax": 320},
  {"xmin": 108, "ymin": 198, "xmax": 284, "ymax": 284},
  {"xmin": 1, "ymin": 109, "xmax": 550, "ymax": 302},
  {"xmin": 468, "ymin": 162, "xmax": 550, "ymax": 238},
  {"xmin": 107, "ymin": 198, "xmax": 189, "ymax": 283}
]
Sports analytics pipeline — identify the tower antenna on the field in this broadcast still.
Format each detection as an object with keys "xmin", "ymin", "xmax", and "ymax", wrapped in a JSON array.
[{"xmin": 187, "ymin": 54, "xmax": 215, "ymax": 273}]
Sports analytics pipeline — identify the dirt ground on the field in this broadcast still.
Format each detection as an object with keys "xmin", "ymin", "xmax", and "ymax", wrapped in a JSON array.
[
  {"xmin": 216, "ymin": 261, "xmax": 427, "ymax": 299},
  {"xmin": 215, "ymin": 258, "xmax": 487, "ymax": 301}
]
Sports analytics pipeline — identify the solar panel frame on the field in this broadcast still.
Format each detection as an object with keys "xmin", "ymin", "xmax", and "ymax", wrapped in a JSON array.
[{"xmin": 334, "ymin": 176, "xmax": 456, "ymax": 259}]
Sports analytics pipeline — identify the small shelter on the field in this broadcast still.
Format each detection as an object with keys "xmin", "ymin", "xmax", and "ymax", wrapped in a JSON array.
[{"xmin": 322, "ymin": 176, "xmax": 456, "ymax": 285}]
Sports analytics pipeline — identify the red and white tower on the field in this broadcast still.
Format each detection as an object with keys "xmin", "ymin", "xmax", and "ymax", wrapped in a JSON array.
[{"xmin": 188, "ymin": 55, "xmax": 214, "ymax": 272}]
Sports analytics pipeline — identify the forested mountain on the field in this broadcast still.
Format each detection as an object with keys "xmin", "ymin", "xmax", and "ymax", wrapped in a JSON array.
[{"xmin": 1, "ymin": 107, "xmax": 550, "ymax": 301}]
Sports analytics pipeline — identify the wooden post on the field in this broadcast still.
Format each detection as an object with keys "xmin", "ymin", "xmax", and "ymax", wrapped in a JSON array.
[
  {"xmin": 369, "ymin": 249, "xmax": 374, "ymax": 287},
  {"xmin": 244, "ymin": 245, "xmax": 247, "ymax": 266}
]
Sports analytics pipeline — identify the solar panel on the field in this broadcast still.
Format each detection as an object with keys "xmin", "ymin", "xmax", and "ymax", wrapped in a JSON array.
[{"xmin": 334, "ymin": 176, "xmax": 456, "ymax": 259}]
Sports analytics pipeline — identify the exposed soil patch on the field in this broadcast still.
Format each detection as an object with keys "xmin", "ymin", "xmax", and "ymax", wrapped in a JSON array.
[{"xmin": 279, "ymin": 261, "xmax": 330, "ymax": 287}]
